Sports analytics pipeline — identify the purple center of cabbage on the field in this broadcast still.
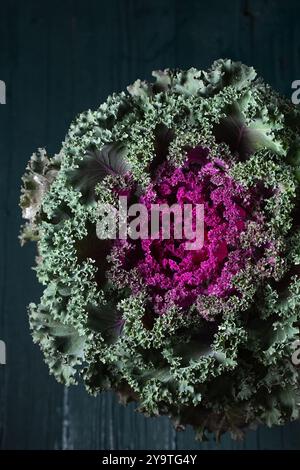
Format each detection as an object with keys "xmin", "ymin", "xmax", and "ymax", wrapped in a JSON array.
[{"xmin": 113, "ymin": 148, "xmax": 263, "ymax": 315}]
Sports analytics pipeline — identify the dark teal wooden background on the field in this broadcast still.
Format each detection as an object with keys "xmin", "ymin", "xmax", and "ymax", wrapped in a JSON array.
[{"xmin": 0, "ymin": 0, "xmax": 300, "ymax": 450}]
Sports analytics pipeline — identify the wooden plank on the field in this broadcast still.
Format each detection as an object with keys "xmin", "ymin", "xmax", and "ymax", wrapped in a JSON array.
[{"xmin": 0, "ymin": 0, "xmax": 65, "ymax": 449}]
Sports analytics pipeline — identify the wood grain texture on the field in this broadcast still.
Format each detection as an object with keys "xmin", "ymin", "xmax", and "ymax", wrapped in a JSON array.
[{"xmin": 0, "ymin": 0, "xmax": 300, "ymax": 450}]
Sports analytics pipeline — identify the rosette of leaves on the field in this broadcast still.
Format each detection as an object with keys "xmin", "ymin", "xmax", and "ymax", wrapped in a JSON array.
[{"xmin": 20, "ymin": 59, "xmax": 300, "ymax": 441}]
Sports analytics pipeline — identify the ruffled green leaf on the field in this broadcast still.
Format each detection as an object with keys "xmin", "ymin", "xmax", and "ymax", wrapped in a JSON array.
[
  {"xmin": 68, "ymin": 142, "xmax": 129, "ymax": 201},
  {"xmin": 19, "ymin": 148, "xmax": 61, "ymax": 244}
]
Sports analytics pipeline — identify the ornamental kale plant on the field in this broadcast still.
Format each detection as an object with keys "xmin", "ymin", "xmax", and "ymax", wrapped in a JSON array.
[{"xmin": 20, "ymin": 60, "xmax": 300, "ymax": 440}]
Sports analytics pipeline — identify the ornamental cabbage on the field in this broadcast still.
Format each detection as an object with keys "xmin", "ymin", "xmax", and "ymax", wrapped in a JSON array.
[{"xmin": 20, "ymin": 60, "xmax": 300, "ymax": 440}]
